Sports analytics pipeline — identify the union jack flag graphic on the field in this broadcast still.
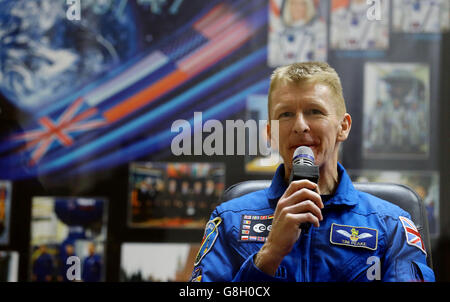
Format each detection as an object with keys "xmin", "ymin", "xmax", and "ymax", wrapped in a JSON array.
[
  {"xmin": 11, "ymin": 97, "xmax": 107, "ymax": 166},
  {"xmin": 0, "ymin": 0, "xmax": 269, "ymax": 181},
  {"xmin": 399, "ymin": 216, "xmax": 426, "ymax": 255}
]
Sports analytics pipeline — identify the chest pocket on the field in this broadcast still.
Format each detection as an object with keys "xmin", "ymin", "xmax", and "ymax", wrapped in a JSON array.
[{"xmin": 313, "ymin": 226, "xmax": 384, "ymax": 282}]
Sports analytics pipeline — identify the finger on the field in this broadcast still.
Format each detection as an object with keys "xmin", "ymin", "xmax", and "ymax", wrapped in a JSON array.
[
  {"xmin": 282, "ymin": 200, "xmax": 323, "ymax": 221},
  {"xmin": 282, "ymin": 179, "xmax": 318, "ymax": 199},
  {"xmin": 286, "ymin": 212, "xmax": 321, "ymax": 228},
  {"xmin": 282, "ymin": 187, "xmax": 323, "ymax": 209}
]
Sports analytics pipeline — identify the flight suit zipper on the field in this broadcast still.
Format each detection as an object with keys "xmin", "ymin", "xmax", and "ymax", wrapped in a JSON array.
[{"xmin": 300, "ymin": 225, "xmax": 312, "ymax": 282}]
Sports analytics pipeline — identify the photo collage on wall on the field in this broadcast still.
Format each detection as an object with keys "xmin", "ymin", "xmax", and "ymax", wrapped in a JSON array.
[
  {"xmin": 29, "ymin": 197, "xmax": 108, "ymax": 282},
  {"xmin": 266, "ymin": 0, "xmax": 443, "ymax": 231},
  {"xmin": 122, "ymin": 161, "xmax": 226, "ymax": 282},
  {"xmin": 128, "ymin": 162, "xmax": 225, "ymax": 229}
]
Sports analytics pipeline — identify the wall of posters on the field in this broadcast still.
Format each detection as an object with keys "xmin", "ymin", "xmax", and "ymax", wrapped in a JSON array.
[{"xmin": 29, "ymin": 197, "xmax": 108, "ymax": 282}]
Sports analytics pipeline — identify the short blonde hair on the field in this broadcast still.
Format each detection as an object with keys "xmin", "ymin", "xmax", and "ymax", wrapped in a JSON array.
[{"xmin": 268, "ymin": 62, "xmax": 346, "ymax": 120}]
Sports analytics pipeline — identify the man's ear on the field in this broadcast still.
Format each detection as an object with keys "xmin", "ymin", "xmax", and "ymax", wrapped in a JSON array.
[{"xmin": 337, "ymin": 113, "xmax": 352, "ymax": 142}]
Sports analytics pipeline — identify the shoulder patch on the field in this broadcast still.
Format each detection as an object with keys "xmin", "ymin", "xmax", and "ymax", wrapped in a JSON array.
[
  {"xmin": 330, "ymin": 223, "xmax": 378, "ymax": 250},
  {"xmin": 399, "ymin": 216, "xmax": 426, "ymax": 255},
  {"xmin": 194, "ymin": 217, "xmax": 222, "ymax": 266}
]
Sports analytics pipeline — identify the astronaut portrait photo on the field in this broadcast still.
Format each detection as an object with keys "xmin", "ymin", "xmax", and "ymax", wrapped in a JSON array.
[
  {"xmin": 363, "ymin": 63, "xmax": 430, "ymax": 159},
  {"xmin": 268, "ymin": 0, "xmax": 327, "ymax": 67},
  {"xmin": 393, "ymin": 0, "xmax": 450, "ymax": 33},
  {"xmin": 330, "ymin": 0, "xmax": 389, "ymax": 50}
]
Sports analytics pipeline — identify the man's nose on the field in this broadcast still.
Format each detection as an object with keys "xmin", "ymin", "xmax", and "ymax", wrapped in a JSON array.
[{"xmin": 293, "ymin": 113, "xmax": 310, "ymax": 134}]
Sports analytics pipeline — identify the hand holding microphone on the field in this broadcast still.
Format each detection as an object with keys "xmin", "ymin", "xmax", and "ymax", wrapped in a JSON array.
[
  {"xmin": 290, "ymin": 146, "xmax": 320, "ymax": 231},
  {"xmin": 254, "ymin": 146, "xmax": 324, "ymax": 276}
]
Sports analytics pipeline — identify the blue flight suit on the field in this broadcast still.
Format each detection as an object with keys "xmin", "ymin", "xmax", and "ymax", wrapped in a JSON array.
[
  {"xmin": 191, "ymin": 163, "xmax": 435, "ymax": 282},
  {"xmin": 82, "ymin": 254, "xmax": 102, "ymax": 282},
  {"xmin": 33, "ymin": 252, "xmax": 54, "ymax": 282}
]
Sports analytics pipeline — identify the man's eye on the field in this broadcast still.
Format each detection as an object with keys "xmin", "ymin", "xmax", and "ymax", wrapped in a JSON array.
[
  {"xmin": 309, "ymin": 109, "xmax": 323, "ymax": 115},
  {"xmin": 279, "ymin": 112, "xmax": 294, "ymax": 118}
]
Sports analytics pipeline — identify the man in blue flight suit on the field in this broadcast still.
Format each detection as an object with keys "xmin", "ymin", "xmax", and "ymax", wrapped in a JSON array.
[
  {"xmin": 82, "ymin": 242, "xmax": 102, "ymax": 282},
  {"xmin": 190, "ymin": 62, "xmax": 435, "ymax": 282}
]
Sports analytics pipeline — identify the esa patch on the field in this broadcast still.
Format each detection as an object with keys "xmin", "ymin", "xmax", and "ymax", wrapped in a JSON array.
[
  {"xmin": 239, "ymin": 214, "xmax": 273, "ymax": 242},
  {"xmin": 399, "ymin": 216, "xmax": 426, "ymax": 255},
  {"xmin": 330, "ymin": 223, "xmax": 378, "ymax": 250},
  {"xmin": 194, "ymin": 217, "xmax": 222, "ymax": 266}
]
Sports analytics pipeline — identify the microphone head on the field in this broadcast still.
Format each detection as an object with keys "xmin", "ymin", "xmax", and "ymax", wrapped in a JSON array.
[{"xmin": 292, "ymin": 146, "xmax": 315, "ymax": 166}]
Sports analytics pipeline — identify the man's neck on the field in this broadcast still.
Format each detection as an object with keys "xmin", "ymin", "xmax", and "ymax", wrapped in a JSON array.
[{"xmin": 317, "ymin": 161, "xmax": 339, "ymax": 195}]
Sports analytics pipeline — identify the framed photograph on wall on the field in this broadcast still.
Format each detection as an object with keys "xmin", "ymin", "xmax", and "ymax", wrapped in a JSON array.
[
  {"xmin": 330, "ymin": 0, "xmax": 389, "ymax": 50},
  {"xmin": 244, "ymin": 94, "xmax": 282, "ymax": 174},
  {"xmin": 393, "ymin": 0, "xmax": 450, "ymax": 33},
  {"xmin": 0, "ymin": 251, "xmax": 19, "ymax": 282},
  {"xmin": 128, "ymin": 162, "xmax": 225, "ymax": 229},
  {"xmin": 363, "ymin": 62, "xmax": 430, "ymax": 159},
  {"xmin": 29, "ymin": 197, "xmax": 108, "ymax": 282},
  {"xmin": 268, "ymin": 0, "xmax": 327, "ymax": 67},
  {"xmin": 120, "ymin": 242, "xmax": 200, "ymax": 282},
  {"xmin": 349, "ymin": 169, "xmax": 440, "ymax": 237},
  {"xmin": 0, "ymin": 181, "xmax": 12, "ymax": 245}
]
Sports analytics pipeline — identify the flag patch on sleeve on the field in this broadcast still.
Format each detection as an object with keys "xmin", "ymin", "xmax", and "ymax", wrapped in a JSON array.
[{"xmin": 399, "ymin": 216, "xmax": 426, "ymax": 255}]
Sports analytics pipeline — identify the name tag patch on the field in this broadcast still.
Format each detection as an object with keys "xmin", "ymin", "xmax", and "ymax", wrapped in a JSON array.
[
  {"xmin": 239, "ymin": 215, "xmax": 273, "ymax": 242},
  {"xmin": 330, "ymin": 223, "xmax": 378, "ymax": 250}
]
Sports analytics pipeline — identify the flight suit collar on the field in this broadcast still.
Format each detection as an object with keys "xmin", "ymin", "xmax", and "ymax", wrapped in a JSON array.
[{"xmin": 266, "ymin": 162, "xmax": 358, "ymax": 208}]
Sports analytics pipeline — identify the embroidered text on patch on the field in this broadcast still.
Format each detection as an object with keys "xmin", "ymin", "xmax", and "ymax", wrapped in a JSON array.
[{"xmin": 330, "ymin": 223, "xmax": 378, "ymax": 250}]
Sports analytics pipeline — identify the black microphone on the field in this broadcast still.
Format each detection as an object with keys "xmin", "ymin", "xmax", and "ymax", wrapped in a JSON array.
[{"xmin": 289, "ymin": 146, "xmax": 320, "ymax": 231}]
